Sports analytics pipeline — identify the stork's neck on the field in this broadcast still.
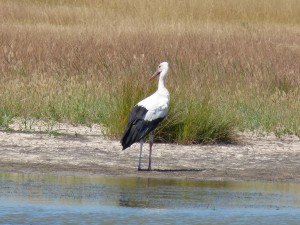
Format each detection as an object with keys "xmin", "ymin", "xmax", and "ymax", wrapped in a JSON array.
[{"xmin": 158, "ymin": 70, "xmax": 168, "ymax": 91}]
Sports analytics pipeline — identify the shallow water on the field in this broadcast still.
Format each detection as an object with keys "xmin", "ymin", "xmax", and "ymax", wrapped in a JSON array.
[{"xmin": 0, "ymin": 173, "xmax": 300, "ymax": 225}]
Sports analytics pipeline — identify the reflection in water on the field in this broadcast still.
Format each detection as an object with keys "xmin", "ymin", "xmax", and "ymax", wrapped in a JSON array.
[
  {"xmin": 118, "ymin": 177, "xmax": 143, "ymax": 208},
  {"xmin": 0, "ymin": 173, "xmax": 300, "ymax": 224}
]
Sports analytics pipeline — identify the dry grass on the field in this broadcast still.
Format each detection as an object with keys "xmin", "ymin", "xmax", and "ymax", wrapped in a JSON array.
[{"xmin": 1, "ymin": 0, "xmax": 300, "ymax": 142}]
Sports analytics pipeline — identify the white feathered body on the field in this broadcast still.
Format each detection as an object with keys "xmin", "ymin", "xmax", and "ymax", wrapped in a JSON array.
[{"xmin": 137, "ymin": 88, "xmax": 170, "ymax": 122}]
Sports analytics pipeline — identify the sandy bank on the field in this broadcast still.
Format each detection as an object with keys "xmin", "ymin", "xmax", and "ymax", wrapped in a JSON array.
[{"xmin": 0, "ymin": 121, "xmax": 299, "ymax": 183}]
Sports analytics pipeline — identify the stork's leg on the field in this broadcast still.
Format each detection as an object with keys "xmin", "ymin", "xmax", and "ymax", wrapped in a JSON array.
[
  {"xmin": 138, "ymin": 140, "xmax": 144, "ymax": 171},
  {"xmin": 148, "ymin": 135, "xmax": 154, "ymax": 171}
]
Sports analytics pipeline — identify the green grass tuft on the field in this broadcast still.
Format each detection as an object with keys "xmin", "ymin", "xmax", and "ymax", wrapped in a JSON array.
[
  {"xmin": 155, "ymin": 99, "xmax": 235, "ymax": 144},
  {"xmin": 0, "ymin": 110, "xmax": 13, "ymax": 130},
  {"xmin": 103, "ymin": 83, "xmax": 236, "ymax": 143},
  {"xmin": 101, "ymin": 81, "xmax": 152, "ymax": 138}
]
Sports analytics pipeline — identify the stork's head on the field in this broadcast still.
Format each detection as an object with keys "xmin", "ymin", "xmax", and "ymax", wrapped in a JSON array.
[{"xmin": 150, "ymin": 62, "xmax": 169, "ymax": 81}]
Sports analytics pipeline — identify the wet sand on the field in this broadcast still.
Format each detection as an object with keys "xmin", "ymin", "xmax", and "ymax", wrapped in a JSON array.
[{"xmin": 1, "ymin": 121, "xmax": 300, "ymax": 183}]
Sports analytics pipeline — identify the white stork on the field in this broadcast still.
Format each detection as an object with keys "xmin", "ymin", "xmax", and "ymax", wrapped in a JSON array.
[{"xmin": 121, "ymin": 62, "xmax": 170, "ymax": 171}]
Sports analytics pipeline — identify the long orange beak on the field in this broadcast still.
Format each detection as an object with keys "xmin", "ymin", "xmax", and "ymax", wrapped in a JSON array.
[{"xmin": 149, "ymin": 70, "xmax": 161, "ymax": 81}]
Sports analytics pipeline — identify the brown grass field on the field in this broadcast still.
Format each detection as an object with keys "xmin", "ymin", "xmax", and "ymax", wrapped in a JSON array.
[{"xmin": 0, "ymin": 0, "xmax": 300, "ymax": 143}]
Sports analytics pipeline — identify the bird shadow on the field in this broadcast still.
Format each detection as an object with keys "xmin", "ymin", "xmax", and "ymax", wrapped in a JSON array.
[{"xmin": 138, "ymin": 168, "xmax": 206, "ymax": 172}]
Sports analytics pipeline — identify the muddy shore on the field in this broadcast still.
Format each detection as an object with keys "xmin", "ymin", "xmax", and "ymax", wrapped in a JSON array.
[{"xmin": 0, "ymin": 122, "xmax": 299, "ymax": 183}]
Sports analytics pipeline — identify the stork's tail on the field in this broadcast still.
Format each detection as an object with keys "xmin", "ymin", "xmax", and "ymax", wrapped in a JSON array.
[
  {"xmin": 121, "ymin": 120, "xmax": 147, "ymax": 150},
  {"xmin": 121, "ymin": 126, "xmax": 140, "ymax": 150}
]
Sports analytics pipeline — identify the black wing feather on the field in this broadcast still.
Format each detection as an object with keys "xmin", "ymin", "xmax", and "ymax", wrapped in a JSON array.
[{"xmin": 121, "ymin": 105, "xmax": 165, "ymax": 150}]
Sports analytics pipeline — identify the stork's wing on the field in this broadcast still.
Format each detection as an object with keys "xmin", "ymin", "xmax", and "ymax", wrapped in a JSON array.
[{"xmin": 121, "ymin": 105, "xmax": 165, "ymax": 150}]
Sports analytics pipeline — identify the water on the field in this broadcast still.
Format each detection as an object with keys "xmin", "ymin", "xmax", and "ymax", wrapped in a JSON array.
[{"xmin": 0, "ymin": 173, "xmax": 300, "ymax": 225}]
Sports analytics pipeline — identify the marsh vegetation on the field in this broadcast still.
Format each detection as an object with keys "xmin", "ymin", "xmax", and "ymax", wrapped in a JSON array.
[{"xmin": 1, "ymin": 0, "xmax": 300, "ymax": 143}]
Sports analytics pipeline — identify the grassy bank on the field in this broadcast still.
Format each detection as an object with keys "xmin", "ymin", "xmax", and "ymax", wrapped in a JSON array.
[{"xmin": 1, "ymin": 0, "xmax": 300, "ymax": 143}]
